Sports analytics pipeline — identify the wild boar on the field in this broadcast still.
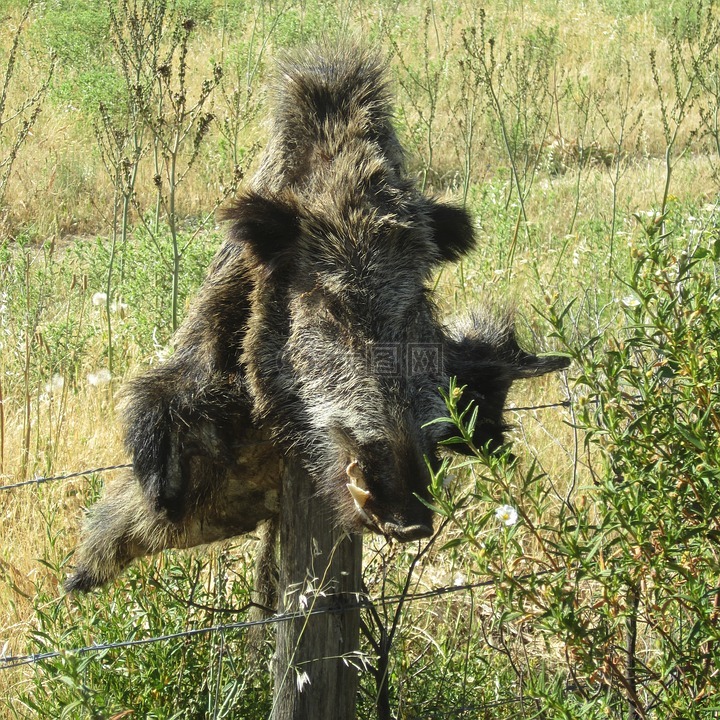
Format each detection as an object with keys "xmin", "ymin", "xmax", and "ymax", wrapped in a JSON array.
[{"xmin": 66, "ymin": 46, "xmax": 568, "ymax": 592}]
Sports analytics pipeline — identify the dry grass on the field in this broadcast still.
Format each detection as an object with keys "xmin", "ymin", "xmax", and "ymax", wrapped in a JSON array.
[
  {"xmin": 0, "ymin": 1, "xmax": 713, "ymax": 236},
  {"xmin": 0, "ymin": 385, "xmax": 122, "ymax": 705}
]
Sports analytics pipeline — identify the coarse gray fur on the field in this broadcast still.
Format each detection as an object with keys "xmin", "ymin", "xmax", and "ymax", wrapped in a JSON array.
[{"xmin": 65, "ymin": 46, "xmax": 569, "ymax": 593}]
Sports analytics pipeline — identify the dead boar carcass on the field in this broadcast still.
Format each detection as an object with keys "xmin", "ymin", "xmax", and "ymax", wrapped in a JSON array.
[{"xmin": 65, "ymin": 47, "xmax": 569, "ymax": 592}]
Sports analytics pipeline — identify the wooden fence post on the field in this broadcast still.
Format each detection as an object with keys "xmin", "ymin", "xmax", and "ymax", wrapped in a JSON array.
[{"xmin": 270, "ymin": 459, "xmax": 363, "ymax": 720}]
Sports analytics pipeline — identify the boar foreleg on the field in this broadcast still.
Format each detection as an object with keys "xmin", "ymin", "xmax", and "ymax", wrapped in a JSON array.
[{"xmin": 121, "ymin": 368, "xmax": 253, "ymax": 521}]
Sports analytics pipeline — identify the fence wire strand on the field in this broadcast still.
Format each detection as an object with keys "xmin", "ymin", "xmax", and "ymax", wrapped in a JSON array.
[
  {"xmin": 0, "ymin": 577, "xmax": 513, "ymax": 671},
  {"xmin": 0, "ymin": 464, "xmax": 132, "ymax": 492}
]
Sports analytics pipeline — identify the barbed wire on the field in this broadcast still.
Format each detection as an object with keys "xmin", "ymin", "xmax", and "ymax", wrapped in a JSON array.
[
  {"xmin": 0, "ymin": 464, "xmax": 132, "ymax": 492},
  {"xmin": 0, "ymin": 574, "xmax": 536, "ymax": 671},
  {"xmin": 421, "ymin": 696, "xmax": 524, "ymax": 716},
  {"xmin": 510, "ymin": 399, "xmax": 570, "ymax": 412},
  {"xmin": 0, "ymin": 400, "xmax": 571, "ymax": 493},
  {"xmin": 0, "ymin": 610, "xmax": 286, "ymax": 671}
]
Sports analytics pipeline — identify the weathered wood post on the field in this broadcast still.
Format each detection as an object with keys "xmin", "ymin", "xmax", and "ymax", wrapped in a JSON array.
[{"xmin": 270, "ymin": 459, "xmax": 363, "ymax": 720}]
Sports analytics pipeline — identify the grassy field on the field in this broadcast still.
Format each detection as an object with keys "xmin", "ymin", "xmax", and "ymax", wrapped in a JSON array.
[{"xmin": 1, "ymin": 0, "xmax": 719, "ymax": 717}]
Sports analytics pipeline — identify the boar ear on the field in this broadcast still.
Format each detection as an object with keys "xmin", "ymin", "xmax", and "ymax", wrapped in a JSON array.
[
  {"xmin": 427, "ymin": 201, "xmax": 476, "ymax": 262},
  {"xmin": 511, "ymin": 352, "xmax": 571, "ymax": 379},
  {"xmin": 447, "ymin": 313, "xmax": 570, "ymax": 381},
  {"xmin": 221, "ymin": 190, "xmax": 300, "ymax": 264}
]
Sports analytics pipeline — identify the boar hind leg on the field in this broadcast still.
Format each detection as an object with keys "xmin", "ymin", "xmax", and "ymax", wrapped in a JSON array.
[
  {"xmin": 64, "ymin": 470, "xmax": 183, "ymax": 592},
  {"xmin": 65, "ymin": 458, "xmax": 280, "ymax": 592}
]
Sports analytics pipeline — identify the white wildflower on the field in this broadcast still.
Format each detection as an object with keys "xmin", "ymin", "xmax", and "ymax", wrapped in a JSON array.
[
  {"xmin": 495, "ymin": 504, "xmax": 518, "ymax": 527},
  {"xmin": 40, "ymin": 374, "xmax": 65, "ymax": 402},
  {"xmin": 621, "ymin": 295, "xmax": 641, "ymax": 308},
  {"xmin": 92, "ymin": 292, "xmax": 107, "ymax": 306},
  {"xmin": 111, "ymin": 300, "xmax": 128, "ymax": 316},
  {"xmin": 298, "ymin": 594, "xmax": 308, "ymax": 611},
  {"xmin": 45, "ymin": 374, "xmax": 64, "ymax": 394},
  {"xmin": 88, "ymin": 369, "xmax": 112, "ymax": 387}
]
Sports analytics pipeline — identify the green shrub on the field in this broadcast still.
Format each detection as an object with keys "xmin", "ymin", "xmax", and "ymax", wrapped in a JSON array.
[
  {"xmin": 428, "ymin": 205, "xmax": 720, "ymax": 717},
  {"xmin": 17, "ymin": 546, "xmax": 271, "ymax": 719}
]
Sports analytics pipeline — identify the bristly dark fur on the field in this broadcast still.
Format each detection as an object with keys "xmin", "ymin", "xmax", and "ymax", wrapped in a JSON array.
[
  {"xmin": 220, "ymin": 190, "xmax": 301, "ymax": 266},
  {"xmin": 65, "ymin": 46, "xmax": 569, "ymax": 592},
  {"xmin": 256, "ymin": 46, "xmax": 403, "ymax": 189}
]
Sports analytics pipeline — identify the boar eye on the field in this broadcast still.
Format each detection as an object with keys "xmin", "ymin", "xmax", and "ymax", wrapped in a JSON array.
[
  {"xmin": 320, "ymin": 295, "xmax": 346, "ymax": 324},
  {"xmin": 298, "ymin": 287, "xmax": 343, "ymax": 324}
]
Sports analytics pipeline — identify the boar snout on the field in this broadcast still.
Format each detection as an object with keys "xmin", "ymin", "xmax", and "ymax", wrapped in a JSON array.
[{"xmin": 344, "ymin": 459, "xmax": 434, "ymax": 541}]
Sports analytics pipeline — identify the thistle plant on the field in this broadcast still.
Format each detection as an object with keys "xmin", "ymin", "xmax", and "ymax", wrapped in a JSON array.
[{"xmin": 0, "ymin": 1, "xmax": 54, "ymax": 217}]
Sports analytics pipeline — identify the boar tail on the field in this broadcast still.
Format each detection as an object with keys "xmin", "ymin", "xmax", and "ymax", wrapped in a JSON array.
[{"xmin": 254, "ymin": 45, "xmax": 404, "ymax": 188}]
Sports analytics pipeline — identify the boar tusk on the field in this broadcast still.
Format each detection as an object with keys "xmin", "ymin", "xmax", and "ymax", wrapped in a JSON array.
[
  {"xmin": 345, "ymin": 483, "xmax": 370, "ymax": 513},
  {"xmin": 346, "ymin": 482, "xmax": 370, "ymax": 509},
  {"xmin": 346, "ymin": 482, "xmax": 377, "ymax": 531},
  {"xmin": 345, "ymin": 461, "xmax": 368, "ymax": 490}
]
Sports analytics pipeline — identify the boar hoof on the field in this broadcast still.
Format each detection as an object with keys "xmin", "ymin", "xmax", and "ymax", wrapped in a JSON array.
[{"xmin": 64, "ymin": 568, "xmax": 101, "ymax": 594}]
